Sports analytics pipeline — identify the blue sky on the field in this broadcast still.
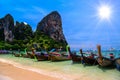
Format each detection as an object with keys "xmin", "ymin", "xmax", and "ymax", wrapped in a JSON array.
[{"xmin": 1, "ymin": 0, "xmax": 120, "ymax": 50}]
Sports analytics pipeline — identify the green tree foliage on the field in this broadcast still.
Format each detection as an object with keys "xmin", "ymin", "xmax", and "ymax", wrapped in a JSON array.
[
  {"xmin": 0, "ymin": 41, "xmax": 5, "ymax": 49},
  {"xmin": 34, "ymin": 31, "xmax": 66, "ymax": 51},
  {"xmin": 14, "ymin": 21, "xmax": 33, "ymax": 40}
]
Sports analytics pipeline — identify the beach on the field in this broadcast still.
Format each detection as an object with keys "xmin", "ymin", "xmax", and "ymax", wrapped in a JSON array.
[
  {"xmin": 0, "ymin": 54, "xmax": 120, "ymax": 80},
  {"xmin": 0, "ymin": 61, "xmax": 60, "ymax": 80},
  {"xmin": 0, "ymin": 62, "xmax": 60, "ymax": 80},
  {"xmin": 0, "ymin": 60, "xmax": 60, "ymax": 80}
]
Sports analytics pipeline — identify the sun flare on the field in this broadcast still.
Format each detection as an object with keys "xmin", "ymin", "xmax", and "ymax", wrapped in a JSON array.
[{"xmin": 98, "ymin": 5, "xmax": 111, "ymax": 20}]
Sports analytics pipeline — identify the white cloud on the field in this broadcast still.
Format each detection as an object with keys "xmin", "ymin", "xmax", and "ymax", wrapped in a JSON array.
[
  {"xmin": 14, "ymin": 6, "xmax": 48, "ymax": 16},
  {"xmin": 32, "ymin": 6, "xmax": 47, "ymax": 16},
  {"xmin": 23, "ymin": 22, "xmax": 27, "ymax": 25},
  {"xmin": 14, "ymin": 6, "xmax": 48, "ymax": 25}
]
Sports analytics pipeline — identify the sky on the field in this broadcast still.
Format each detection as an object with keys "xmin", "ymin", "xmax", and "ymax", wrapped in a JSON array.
[{"xmin": 1, "ymin": 0, "xmax": 120, "ymax": 50}]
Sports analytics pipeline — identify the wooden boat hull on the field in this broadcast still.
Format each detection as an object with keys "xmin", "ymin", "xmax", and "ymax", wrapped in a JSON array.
[
  {"xmin": 35, "ymin": 54, "xmax": 48, "ymax": 61},
  {"xmin": 82, "ymin": 56, "xmax": 98, "ymax": 65},
  {"xmin": 67, "ymin": 46, "xmax": 97, "ymax": 64},
  {"xmin": 50, "ymin": 52, "xmax": 71, "ymax": 61},
  {"xmin": 70, "ymin": 54, "xmax": 81, "ymax": 62},
  {"xmin": 13, "ymin": 52, "xmax": 21, "ymax": 57},
  {"xmin": 80, "ymin": 48, "xmax": 98, "ymax": 65},
  {"xmin": 70, "ymin": 54, "xmax": 98, "ymax": 64},
  {"xmin": 0, "ymin": 50, "xmax": 9, "ymax": 54},
  {"xmin": 50, "ymin": 55, "xmax": 71, "ymax": 61},
  {"xmin": 97, "ymin": 57, "xmax": 114, "ymax": 67},
  {"xmin": 115, "ymin": 58, "xmax": 120, "ymax": 71},
  {"xmin": 27, "ymin": 52, "xmax": 35, "ymax": 59},
  {"xmin": 67, "ymin": 47, "xmax": 81, "ymax": 62},
  {"xmin": 21, "ymin": 53, "xmax": 29, "ymax": 58},
  {"xmin": 96, "ymin": 45, "xmax": 114, "ymax": 67}
]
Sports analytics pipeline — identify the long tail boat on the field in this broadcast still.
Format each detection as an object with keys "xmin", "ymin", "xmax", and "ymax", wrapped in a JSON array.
[
  {"xmin": 49, "ymin": 47, "xmax": 71, "ymax": 61},
  {"xmin": 50, "ymin": 51, "xmax": 71, "ymax": 61},
  {"xmin": 0, "ymin": 50, "xmax": 9, "ymax": 54},
  {"xmin": 21, "ymin": 53, "xmax": 29, "ymax": 58},
  {"xmin": 115, "ymin": 58, "xmax": 120, "ymax": 71},
  {"xmin": 20, "ymin": 48, "xmax": 30, "ymax": 58},
  {"xmin": 13, "ymin": 52, "xmax": 21, "ymax": 57},
  {"xmin": 34, "ymin": 52, "xmax": 49, "ymax": 61},
  {"xmin": 26, "ymin": 48, "xmax": 35, "ymax": 59},
  {"xmin": 67, "ymin": 46, "xmax": 97, "ymax": 64},
  {"xmin": 34, "ymin": 49, "xmax": 56, "ymax": 61},
  {"xmin": 97, "ymin": 45, "xmax": 114, "ymax": 67},
  {"xmin": 67, "ymin": 46, "xmax": 81, "ymax": 62},
  {"xmin": 27, "ymin": 52, "xmax": 35, "ymax": 59},
  {"xmin": 80, "ymin": 49, "xmax": 98, "ymax": 65}
]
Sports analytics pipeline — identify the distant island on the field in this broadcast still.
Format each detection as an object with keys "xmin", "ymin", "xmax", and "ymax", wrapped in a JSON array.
[{"xmin": 0, "ymin": 11, "xmax": 67, "ymax": 51}]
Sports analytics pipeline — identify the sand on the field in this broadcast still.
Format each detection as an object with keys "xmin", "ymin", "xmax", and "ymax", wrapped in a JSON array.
[
  {"xmin": 0, "ymin": 75, "xmax": 13, "ymax": 80},
  {"xmin": 0, "ymin": 60, "xmax": 60, "ymax": 80},
  {"xmin": 0, "ymin": 57, "xmax": 119, "ymax": 80}
]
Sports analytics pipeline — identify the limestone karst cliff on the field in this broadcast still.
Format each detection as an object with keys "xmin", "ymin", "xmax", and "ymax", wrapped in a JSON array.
[{"xmin": 36, "ymin": 11, "xmax": 67, "ymax": 45}]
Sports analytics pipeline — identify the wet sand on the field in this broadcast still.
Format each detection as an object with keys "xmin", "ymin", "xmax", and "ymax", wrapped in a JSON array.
[{"xmin": 0, "ymin": 61, "xmax": 60, "ymax": 80}]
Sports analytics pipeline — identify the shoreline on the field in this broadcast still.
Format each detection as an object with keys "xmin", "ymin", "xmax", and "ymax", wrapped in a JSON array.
[
  {"xmin": 0, "ymin": 58, "xmax": 67, "ymax": 80},
  {"xmin": 0, "ymin": 55, "xmax": 120, "ymax": 80}
]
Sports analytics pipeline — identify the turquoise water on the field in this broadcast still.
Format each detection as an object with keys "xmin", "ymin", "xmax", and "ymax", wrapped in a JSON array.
[
  {"xmin": 0, "ymin": 54, "xmax": 120, "ymax": 80},
  {"xmin": 101, "ymin": 51, "xmax": 120, "ymax": 58},
  {"xmin": 75, "ymin": 50, "xmax": 120, "ymax": 59},
  {"xmin": 11, "ymin": 49, "xmax": 120, "ymax": 59}
]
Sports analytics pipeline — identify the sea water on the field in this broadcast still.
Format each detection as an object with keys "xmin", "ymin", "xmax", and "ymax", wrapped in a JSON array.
[
  {"xmin": 0, "ymin": 52, "xmax": 120, "ymax": 80},
  {"xmin": 75, "ymin": 50, "xmax": 120, "ymax": 58}
]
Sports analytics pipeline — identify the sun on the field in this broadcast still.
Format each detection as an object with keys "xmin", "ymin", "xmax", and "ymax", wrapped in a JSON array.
[{"xmin": 98, "ymin": 5, "xmax": 111, "ymax": 20}]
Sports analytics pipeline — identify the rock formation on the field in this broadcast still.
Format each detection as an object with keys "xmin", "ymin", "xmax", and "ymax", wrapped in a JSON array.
[
  {"xmin": 36, "ymin": 11, "xmax": 67, "ymax": 45},
  {"xmin": 0, "ymin": 14, "xmax": 14, "ymax": 42},
  {"xmin": 0, "ymin": 12, "xmax": 68, "ymax": 50}
]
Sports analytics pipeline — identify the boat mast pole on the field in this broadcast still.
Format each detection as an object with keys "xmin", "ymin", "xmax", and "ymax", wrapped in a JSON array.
[
  {"xmin": 80, "ymin": 49, "xmax": 83, "ymax": 57},
  {"xmin": 97, "ymin": 45, "xmax": 103, "ymax": 61}
]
